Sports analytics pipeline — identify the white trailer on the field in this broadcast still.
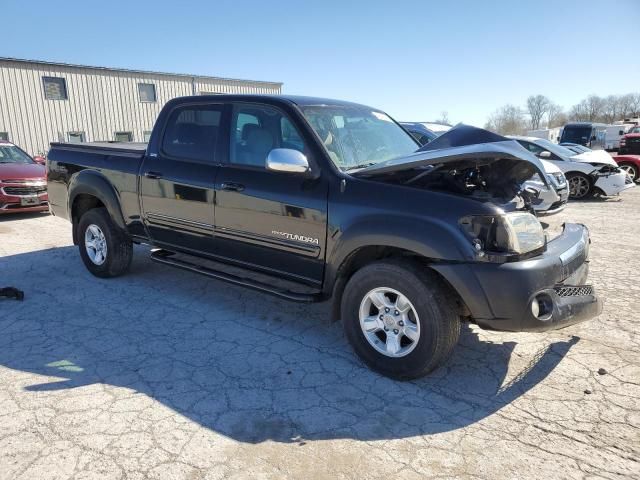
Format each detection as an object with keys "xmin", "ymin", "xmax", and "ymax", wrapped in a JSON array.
[
  {"xmin": 526, "ymin": 127, "xmax": 563, "ymax": 143},
  {"xmin": 604, "ymin": 124, "xmax": 633, "ymax": 151}
]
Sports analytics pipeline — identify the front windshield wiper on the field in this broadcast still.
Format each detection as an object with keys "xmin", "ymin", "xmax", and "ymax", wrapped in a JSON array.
[{"xmin": 344, "ymin": 162, "xmax": 377, "ymax": 172}]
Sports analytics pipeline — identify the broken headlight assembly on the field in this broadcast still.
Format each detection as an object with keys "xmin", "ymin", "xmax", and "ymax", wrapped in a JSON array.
[{"xmin": 459, "ymin": 212, "xmax": 546, "ymax": 262}]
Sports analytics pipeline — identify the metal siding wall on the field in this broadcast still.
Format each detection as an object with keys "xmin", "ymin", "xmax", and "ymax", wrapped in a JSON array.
[{"xmin": 0, "ymin": 60, "xmax": 282, "ymax": 155}]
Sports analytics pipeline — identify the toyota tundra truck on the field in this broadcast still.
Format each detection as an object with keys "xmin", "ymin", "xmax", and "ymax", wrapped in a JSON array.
[{"xmin": 46, "ymin": 95, "xmax": 602, "ymax": 379}]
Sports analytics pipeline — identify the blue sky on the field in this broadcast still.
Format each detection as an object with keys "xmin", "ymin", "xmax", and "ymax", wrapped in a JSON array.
[{"xmin": 4, "ymin": 0, "xmax": 639, "ymax": 126}]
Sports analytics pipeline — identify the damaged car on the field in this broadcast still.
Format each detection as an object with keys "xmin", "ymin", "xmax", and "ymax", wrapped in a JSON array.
[
  {"xmin": 47, "ymin": 95, "xmax": 602, "ymax": 379},
  {"xmin": 510, "ymin": 136, "xmax": 635, "ymax": 199}
]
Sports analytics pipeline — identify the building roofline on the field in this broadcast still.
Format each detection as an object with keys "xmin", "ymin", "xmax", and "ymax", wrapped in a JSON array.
[{"xmin": 0, "ymin": 57, "xmax": 283, "ymax": 87}]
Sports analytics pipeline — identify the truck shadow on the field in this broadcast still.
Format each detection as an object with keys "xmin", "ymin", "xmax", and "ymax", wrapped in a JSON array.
[{"xmin": 0, "ymin": 246, "xmax": 579, "ymax": 444}]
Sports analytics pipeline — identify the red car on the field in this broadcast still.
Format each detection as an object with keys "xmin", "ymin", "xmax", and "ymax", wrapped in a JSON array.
[
  {"xmin": 0, "ymin": 141, "xmax": 48, "ymax": 214},
  {"xmin": 613, "ymin": 154, "xmax": 640, "ymax": 182},
  {"xmin": 618, "ymin": 126, "xmax": 640, "ymax": 156}
]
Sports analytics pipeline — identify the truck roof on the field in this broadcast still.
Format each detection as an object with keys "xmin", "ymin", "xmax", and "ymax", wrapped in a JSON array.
[{"xmin": 180, "ymin": 94, "xmax": 379, "ymax": 110}]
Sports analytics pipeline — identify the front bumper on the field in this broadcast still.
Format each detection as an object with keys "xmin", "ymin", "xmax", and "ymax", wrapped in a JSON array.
[
  {"xmin": 594, "ymin": 171, "xmax": 635, "ymax": 196},
  {"xmin": 432, "ymin": 223, "xmax": 602, "ymax": 332},
  {"xmin": 0, "ymin": 183, "xmax": 49, "ymax": 214}
]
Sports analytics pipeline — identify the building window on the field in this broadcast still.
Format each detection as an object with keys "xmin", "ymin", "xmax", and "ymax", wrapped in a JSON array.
[
  {"xmin": 138, "ymin": 83, "xmax": 156, "ymax": 102},
  {"xmin": 0, "ymin": 132, "xmax": 8, "ymax": 141},
  {"xmin": 115, "ymin": 132, "xmax": 133, "ymax": 142},
  {"xmin": 68, "ymin": 132, "xmax": 85, "ymax": 143},
  {"xmin": 143, "ymin": 130, "xmax": 153, "ymax": 142},
  {"xmin": 42, "ymin": 77, "xmax": 68, "ymax": 100}
]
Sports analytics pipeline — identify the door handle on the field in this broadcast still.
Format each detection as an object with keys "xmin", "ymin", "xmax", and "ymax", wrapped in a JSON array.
[
  {"xmin": 145, "ymin": 171, "xmax": 163, "ymax": 179},
  {"xmin": 221, "ymin": 182, "xmax": 245, "ymax": 192}
]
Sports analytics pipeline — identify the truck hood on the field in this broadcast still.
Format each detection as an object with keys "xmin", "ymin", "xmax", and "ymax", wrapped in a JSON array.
[
  {"xmin": 0, "ymin": 162, "xmax": 46, "ymax": 181},
  {"xmin": 354, "ymin": 124, "xmax": 549, "ymax": 185},
  {"xmin": 570, "ymin": 150, "xmax": 617, "ymax": 166}
]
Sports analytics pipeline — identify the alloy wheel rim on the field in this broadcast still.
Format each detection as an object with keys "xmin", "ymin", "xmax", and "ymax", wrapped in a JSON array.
[
  {"xmin": 85, "ymin": 224, "xmax": 107, "ymax": 265},
  {"xmin": 620, "ymin": 164, "xmax": 636, "ymax": 180},
  {"xmin": 569, "ymin": 176, "xmax": 590, "ymax": 198},
  {"xmin": 358, "ymin": 287, "xmax": 420, "ymax": 358}
]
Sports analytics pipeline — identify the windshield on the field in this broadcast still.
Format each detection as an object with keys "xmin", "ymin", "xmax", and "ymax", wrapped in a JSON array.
[
  {"xmin": 534, "ymin": 138, "xmax": 577, "ymax": 158},
  {"xmin": 301, "ymin": 106, "xmax": 418, "ymax": 170},
  {"xmin": 0, "ymin": 145, "xmax": 34, "ymax": 164},
  {"xmin": 561, "ymin": 126, "xmax": 591, "ymax": 145}
]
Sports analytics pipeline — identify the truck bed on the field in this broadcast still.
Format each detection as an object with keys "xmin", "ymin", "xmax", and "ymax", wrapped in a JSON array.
[{"xmin": 49, "ymin": 142, "xmax": 148, "ymax": 155}]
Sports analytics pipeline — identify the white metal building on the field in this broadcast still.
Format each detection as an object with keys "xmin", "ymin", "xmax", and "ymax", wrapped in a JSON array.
[{"xmin": 0, "ymin": 57, "xmax": 283, "ymax": 155}]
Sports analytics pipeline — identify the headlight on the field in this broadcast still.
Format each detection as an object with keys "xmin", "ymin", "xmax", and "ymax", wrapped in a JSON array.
[{"xmin": 460, "ymin": 212, "xmax": 546, "ymax": 261}]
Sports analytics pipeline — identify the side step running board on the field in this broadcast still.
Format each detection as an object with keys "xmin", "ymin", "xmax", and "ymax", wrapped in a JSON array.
[{"xmin": 150, "ymin": 250, "xmax": 323, "ymax": 303}]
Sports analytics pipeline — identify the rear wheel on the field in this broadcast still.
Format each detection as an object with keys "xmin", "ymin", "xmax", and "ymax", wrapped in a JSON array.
[
  {"xmin": 618, "ymin": 163, "xmax": 638, "ymax": 182},
  {"xmin": 566, "ymin": 172, "xmax": 593, "ymax": 199},
  {"xmin": 341, "ymin": 260, "xmax": 460, "ymax": 380},
  {"xmin": 78, "ymin": 207, "xmax": 133, "ymax": 278}
]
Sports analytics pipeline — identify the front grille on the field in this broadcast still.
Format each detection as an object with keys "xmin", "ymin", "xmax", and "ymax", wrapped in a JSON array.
[
  {"xmin": 2, "ymin": 186, "xmax": 47, "ymax": 196},
  {"xmin": 554, "ymin": 285, "xmax": 594, "ymax": 297}
]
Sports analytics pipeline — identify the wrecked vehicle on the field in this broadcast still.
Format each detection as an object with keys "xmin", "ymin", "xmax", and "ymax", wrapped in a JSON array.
[
  {"xmin": 510, "ymin": 136, "xmax": 635, "ymax": 199},
  {"xmin": 46, "ymin": 95, "xmax": 602, "ymax": 379},
  {"xmin": 403, "ymin": 123, "xmax": 568, "ymax": 215}
]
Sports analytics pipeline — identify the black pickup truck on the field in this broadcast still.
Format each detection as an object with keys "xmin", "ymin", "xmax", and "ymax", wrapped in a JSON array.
[{"xmin": 47, "ymin": 95, "xmax": 602, "ymax": 379}]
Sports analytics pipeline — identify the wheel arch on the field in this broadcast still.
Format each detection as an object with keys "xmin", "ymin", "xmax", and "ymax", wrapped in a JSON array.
[
  {"xmin": 68, "ymin": 171, "xmax": 127, "ymax": 244},
  {"xmin": 327, "ymin": 244, "xmax": 471, "ymax": 322}
]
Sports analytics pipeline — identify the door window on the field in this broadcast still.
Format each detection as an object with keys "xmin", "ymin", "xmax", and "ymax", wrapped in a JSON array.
[
  {"xmin": 162, "ymin": 104, "xmax": 223, "ymax": 162},
  {"xmin": 229, "ymin": 104, "xmax": 306, "ymax": 167}
]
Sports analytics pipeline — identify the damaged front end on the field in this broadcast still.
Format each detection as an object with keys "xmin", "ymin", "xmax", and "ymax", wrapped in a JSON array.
[{"xmin": 353, "ymin": 125, "xmax": 551, "ymax": 213}]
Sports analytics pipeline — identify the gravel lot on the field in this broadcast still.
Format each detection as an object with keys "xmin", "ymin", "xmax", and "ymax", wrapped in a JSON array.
[{"xmin": 1, "ymin": 188, "xmax": 639, "ymax": 480}]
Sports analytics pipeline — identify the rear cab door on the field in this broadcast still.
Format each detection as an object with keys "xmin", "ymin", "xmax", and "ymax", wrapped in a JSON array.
[
  {"xmin": 140, "ymin": 100, "xmax": 226, "ymax": 254},
  {"xmin": 212, "ymin": 101, "xmax": 329, "ymax": 286}
]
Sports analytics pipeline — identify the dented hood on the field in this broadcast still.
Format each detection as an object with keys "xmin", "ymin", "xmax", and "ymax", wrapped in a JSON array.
[
  {"xmin": 354, "ymin": 124, "xmax": 549, "ymax": 183},
  {"xmin": 571, "ymin": 149, "xmax": 617, "ymax": 166}
]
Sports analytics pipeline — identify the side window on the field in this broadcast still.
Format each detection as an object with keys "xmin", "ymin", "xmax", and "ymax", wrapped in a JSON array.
[
  {"xmin": 235, "ymin": 113, "xmax": 260, "ymax": 142},
  {"xmin": 520, "ymin": 141, "xmax": 542, "ymax": 155},
  {"xmin": 229, "ymin": 104, "xmax": 306, "ymax": 167},
  {"xmin": 162, "ymin": 104, "xmax": 222, "ymax": 162},
  {"xmin": 281, "ymin": 117, "xmax": 305, "ymax": 152}
]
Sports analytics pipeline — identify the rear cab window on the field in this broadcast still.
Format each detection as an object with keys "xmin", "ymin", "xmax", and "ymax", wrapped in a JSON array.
[{"xmin": 162, "ymin": 104, "xmax": 223, "ymax": 162}]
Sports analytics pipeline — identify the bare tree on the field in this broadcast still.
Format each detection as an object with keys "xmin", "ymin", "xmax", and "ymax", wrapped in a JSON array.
[
  {"xmin": 434, "ymin": 111, "xmax": 450, "ymax": 125},
  {"xmin": 584, "ymin": 95, "xmax": 605, "ymax": 121},
  {"xmin": 601, "ymin": 95, "xmax": 623, "ymax": 124},
  {"xmin": 618, "ymin": 93, "xmax": 635, "ymax": 119},
  {"xmin": 526, "ymin": 95, "xmax": 550, "ymax": 130},
  {"xmin": 485, "ymin": 104, "xmax": 526, "ymax": 135},
  {"xmin": 568, "ymin": 102, "xmax": 588, "ymax": 122},
  {"xmin": 547, "ymin": 103, "xmax": 566, "ymax": 128},
  {"xmin": 630, "ymin": 93, "xmax": 640, "ymax": 117}
]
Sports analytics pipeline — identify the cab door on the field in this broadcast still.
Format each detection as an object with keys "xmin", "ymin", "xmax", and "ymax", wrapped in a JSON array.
[
  {"xmin": 213, "ymin": 102, "xmax": 329, "ymax": 285},
  {"xmin": 139, "ymin": 102, "xmax": 224, "ymax": 254}
]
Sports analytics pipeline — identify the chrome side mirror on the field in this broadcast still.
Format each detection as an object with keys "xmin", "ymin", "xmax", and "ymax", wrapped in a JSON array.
[{"xmin": 266, "ymin": 148, "xmax": 309, "ymax": 174}]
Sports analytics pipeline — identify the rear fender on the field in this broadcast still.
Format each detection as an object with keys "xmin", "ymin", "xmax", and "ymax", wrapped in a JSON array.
[{"xmin": 68, "ymin": 170, "xmax": 126, "ymax": 231}]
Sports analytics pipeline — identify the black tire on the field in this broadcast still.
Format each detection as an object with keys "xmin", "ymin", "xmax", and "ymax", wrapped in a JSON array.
[
  {"xmin": 566, "ymin": 172, "xmax": 593, "ymax": 199},
  {"xmin": 78, "ymin": 207, "xmax": 133, "ymax": 278},
  {"xmin": 341, "ymin": 259, "xmax": 460, "ymax": 380}
]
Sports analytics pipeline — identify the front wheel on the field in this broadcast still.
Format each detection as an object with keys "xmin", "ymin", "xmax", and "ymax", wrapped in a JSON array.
[
  {"xmin": 341, "ymin": 260, "xmax": 460, "ymax": 380},
  {"xmin": 618, "ymin": 163, "xmax": 638, "ymax": 182},
  {"xmin": 78, "ymin": 207, "xmax": 133, "ymax": 278},
  {"xmin": 566, "ymin": 172, "xmax": 593, "ymax": 199}
]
